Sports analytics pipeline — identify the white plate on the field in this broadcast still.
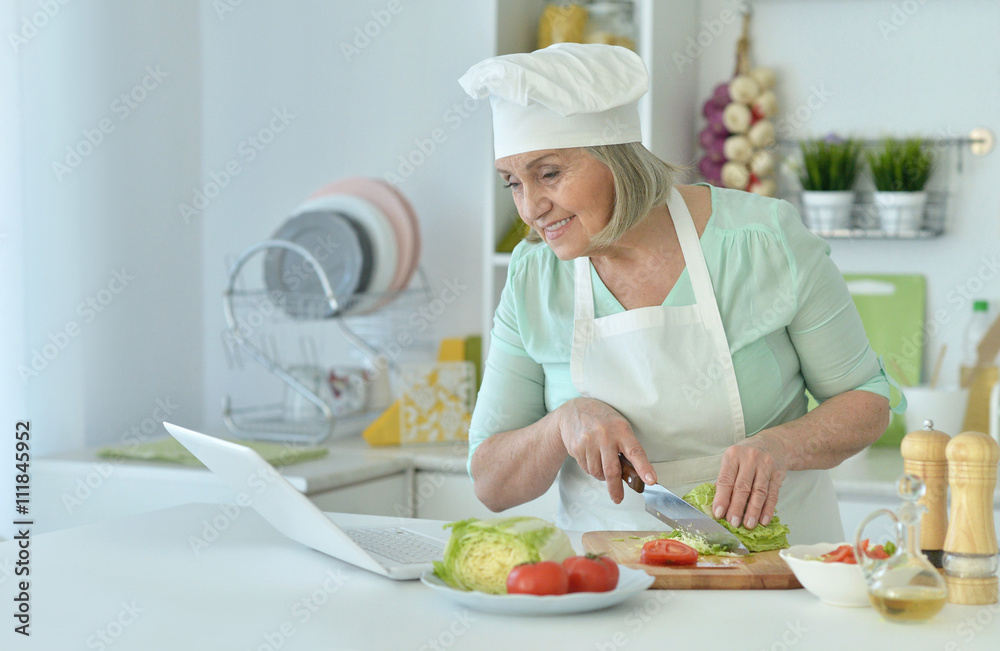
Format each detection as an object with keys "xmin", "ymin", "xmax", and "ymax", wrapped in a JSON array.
[
  {"xmin": 309, "ymin": 177, "xmax": 420, "ymax": 294},
  {"xmin": 263, "ymin": 212, "xmax": 369, "ymax": 319},
  {"xmin": 295, "ymin": 194, "xmax": 398, "ymax": 314},
  {"xmin": 419, "ymin": 566, "xmax": 655, "ymax": 616}
]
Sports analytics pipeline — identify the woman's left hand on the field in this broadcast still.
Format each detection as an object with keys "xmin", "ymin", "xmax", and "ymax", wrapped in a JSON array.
[{"xmin": 711, "ymin": 434, "xmax": 788, "ymax": 530}]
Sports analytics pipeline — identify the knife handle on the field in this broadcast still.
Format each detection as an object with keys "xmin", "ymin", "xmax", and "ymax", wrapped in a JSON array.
[{"xmin": 618, "ymin": 453, "xmax": 645, "ymax": 494}]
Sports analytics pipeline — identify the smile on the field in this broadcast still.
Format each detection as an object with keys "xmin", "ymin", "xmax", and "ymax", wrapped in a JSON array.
[{"xmin": 545, "ymin": 216, "xmax": 572, "ymax": 231}]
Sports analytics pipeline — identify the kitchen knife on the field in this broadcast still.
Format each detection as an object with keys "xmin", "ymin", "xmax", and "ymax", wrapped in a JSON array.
[{"xmin": 619, "ymin": 454, "xmax": 749, "ymax": 555}]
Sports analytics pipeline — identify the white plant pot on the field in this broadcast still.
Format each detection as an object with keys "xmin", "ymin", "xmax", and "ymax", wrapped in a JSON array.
[
  {"xmin": 873, "ymin": 191, "xmax": 927, "ymax": 234},
  {"xmin": 800, "ymin": 191, "xmax": 854, "ymax": 231}
]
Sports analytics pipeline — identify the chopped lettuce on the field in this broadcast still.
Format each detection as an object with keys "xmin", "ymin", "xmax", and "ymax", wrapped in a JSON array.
[
  {"xmin": 432, "ymin": 517, "xmax": 575, "ymax": 594},
  {"xmin": 660, "ymin": 529, "xmax": 738, "ymax": 556},
  {"xmin": 682, "ymin": 482, "xmax": 791, "ymax": 552}
]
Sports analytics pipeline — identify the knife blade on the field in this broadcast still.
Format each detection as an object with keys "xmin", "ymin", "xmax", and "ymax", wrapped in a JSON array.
[{"xmin": 619, "ymin": 454, "xmax": 749, "ymax": 555}]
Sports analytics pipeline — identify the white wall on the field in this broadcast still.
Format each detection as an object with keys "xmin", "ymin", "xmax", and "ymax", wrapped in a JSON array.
[
  {"xmin": 12, "ymin": 0, "xmax": 203, "ymax": 455},
  {"xmin": 696, "ymin": 0, "xmax": 1000, "ymax": 387},
  {"xmin": 198, "ymin": 1, "xmax": 495, "ymax": 431},
  {"xmin": 5, "ymin": 0, "xmax": 498, "ymax": 469},
  {"xmin": 12, "ymin": 0, "xmax": 996, "ymax": 465}
]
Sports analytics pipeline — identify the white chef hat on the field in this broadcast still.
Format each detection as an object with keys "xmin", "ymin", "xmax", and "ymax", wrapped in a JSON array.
[{"xmin": 458, "ymin": 43, "xmax": 648, "ymax": 160}]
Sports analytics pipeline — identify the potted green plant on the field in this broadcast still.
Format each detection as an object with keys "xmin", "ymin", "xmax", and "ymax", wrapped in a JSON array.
[
  {"xmin": 797, "ymin": 137, "xmax": 863, "ymax": 231},
  {"xmin": 866, "ymin": 138, "xmax": 934, "ymax": 234}
]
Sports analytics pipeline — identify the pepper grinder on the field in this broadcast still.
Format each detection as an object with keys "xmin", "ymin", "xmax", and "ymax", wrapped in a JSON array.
[
  {"xmin": 943, "ymin": 431, "xmax": 1000, "ymax": 605},
  {"xmin": 900, "ymin": 420, "xmax": 951, "ymax": 568}
]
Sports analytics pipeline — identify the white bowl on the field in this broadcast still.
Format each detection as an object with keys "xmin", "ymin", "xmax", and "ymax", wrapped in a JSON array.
[{"xmin": 780, "ymin": 543, "xmax": 871, "ymax": 607}]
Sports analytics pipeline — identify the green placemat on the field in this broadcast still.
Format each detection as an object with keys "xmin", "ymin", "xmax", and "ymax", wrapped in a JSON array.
[{"xmin": 97, "ymin": 436, "xmax": 328, "ymax": 467}]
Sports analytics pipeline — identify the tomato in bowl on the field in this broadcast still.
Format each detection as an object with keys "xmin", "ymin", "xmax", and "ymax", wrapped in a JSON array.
[{"xmin": 779, "ymin": 543, "xmax": 870, "ymax": 607}]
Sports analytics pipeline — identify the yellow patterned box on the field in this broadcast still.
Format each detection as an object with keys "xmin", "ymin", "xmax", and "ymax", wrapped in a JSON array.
[{"xmin": 398, "ymin": 361, "xmax": 476, "ymax": 444}]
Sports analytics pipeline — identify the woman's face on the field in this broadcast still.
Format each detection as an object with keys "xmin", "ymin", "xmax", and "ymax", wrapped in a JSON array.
[{"xmin": 495, "ymin": 148, "xmax": 615, "ymax": 260}]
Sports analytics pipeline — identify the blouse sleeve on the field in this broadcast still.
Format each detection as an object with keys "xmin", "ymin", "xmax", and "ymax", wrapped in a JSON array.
[
  {"xmin": 773, "ymin": 200, "xmax": 891, "ymax": 403},
  {"xmin": 467, "ymin": 244, "xmax": 549, "ymax": 478}
]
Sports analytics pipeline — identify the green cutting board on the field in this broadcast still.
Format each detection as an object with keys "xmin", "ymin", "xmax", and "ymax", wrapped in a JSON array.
[{"xmin": 843, "ymin": 274, "xmax": 925, "ymax": 446}]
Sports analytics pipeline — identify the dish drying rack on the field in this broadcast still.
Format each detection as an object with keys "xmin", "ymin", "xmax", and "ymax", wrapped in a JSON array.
[{"xmin": 221, "ymin": 239, "xmax": 431, "ymax": 444}]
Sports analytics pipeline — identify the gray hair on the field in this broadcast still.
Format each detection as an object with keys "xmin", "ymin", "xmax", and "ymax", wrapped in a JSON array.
[{"xmin": 523, "ymin": 142, "xmax": 687, "ymax": 249}]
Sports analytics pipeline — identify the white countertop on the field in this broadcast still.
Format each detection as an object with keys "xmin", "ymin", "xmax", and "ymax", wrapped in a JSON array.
[
  {"xmin": 39, "ymin": 435, "xmax": 1000, "ymax": 504},
  {"xmin": 36, "ymin": 435, "xmax": 469, "ymax": 494},
  {"xmin": 2, "ymin": 502, "xmax": 997, "ymax": 651}
]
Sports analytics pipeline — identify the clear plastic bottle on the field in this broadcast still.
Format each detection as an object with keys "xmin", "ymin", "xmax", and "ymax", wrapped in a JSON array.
[{"xmin": 961, "ymin": 300, "xmax": 991, "ymax": 385}]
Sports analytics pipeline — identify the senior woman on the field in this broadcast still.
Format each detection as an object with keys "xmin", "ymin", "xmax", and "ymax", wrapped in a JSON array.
[{"xmin": 458, "ymin": 43, "xmax": 892, "ymax": 544}]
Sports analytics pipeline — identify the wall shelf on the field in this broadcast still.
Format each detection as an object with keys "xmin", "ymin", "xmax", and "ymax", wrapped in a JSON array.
[{"xmin": 774, "ymin": 130, "xmax": 994, "ymax": 240}]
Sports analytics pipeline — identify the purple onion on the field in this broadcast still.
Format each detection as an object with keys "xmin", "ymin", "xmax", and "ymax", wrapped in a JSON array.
[
  {"xmin": 711, "ymin": 82, "xmax": 730, "ymax": 108},
  {"xmin": 708, "ymin": 119, "xmax": 730, "ymax": 136},
  {"xmin": 699, "ymin": 127, "xmax": 719, "ymax": 149},
  {"xmin": 699, "ymin": 156, "xmax": 724, "ymax": 184}
]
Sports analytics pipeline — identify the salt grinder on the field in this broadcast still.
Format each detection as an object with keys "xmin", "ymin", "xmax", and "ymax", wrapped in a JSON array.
[
  {"xmin": 900, "ymin": 420, "xmax": 951, "ymax": 568},
  {"xmin": 943, "ymin": 430, "xmax": 1000, "ymax": 605}
]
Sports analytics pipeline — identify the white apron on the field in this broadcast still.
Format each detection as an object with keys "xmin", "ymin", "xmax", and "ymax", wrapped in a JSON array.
[{"xmin": 558, "ymin": 187, "xmax": 844, "ymax": 545}]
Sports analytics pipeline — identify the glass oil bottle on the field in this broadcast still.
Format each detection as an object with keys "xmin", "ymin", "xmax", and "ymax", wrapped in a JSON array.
[{"xmin": 856, "ymin": 474, "xmax": 948, "ymax": 622}]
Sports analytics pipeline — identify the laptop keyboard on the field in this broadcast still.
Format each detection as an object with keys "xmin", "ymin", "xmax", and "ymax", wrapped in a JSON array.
[{"xmin": 345, "ymin": 527, "xmax": 445, "ymax": 565}]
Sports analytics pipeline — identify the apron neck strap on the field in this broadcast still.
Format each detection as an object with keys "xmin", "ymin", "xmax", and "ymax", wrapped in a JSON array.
[
  {"xmin": 574, "ymin": 256, "xmax": 595, "ymax": 321},
  {"xmin": 666, "ymin": 187, "xmax": 715, "ymax": 308},
  {"xmin": 574, "ymin": 186, "xmax": 715, "ymax": 319}
]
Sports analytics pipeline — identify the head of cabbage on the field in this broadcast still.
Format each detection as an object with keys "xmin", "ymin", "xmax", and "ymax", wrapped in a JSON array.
[{"xmin": 432, "ymin": 517, "xmax": 575, "ymax": 594}]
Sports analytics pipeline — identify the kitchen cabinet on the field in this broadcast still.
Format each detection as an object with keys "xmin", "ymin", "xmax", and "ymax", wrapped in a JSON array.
[
  {"xmin": 411, "ymin": 470, "xmax": 559, "ymax": 521},
  {"xmin": 308, "ymin": 471, "xmax": 411, "ymax": 517}
]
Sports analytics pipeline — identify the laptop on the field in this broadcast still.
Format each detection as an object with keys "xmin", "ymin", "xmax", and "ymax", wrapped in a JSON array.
[{"xmin": 164, "ymin": 422, "xmax": 447, "ymax": 580}]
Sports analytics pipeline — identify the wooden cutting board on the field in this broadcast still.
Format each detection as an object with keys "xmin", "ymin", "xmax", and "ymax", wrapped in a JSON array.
[{"xmin": 582, "ymin": 531, "xmax": 802, "ymax": 590}]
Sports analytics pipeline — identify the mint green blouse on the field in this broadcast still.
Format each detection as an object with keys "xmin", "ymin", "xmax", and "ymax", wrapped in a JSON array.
[{"xmin": 468, "ymin": 184, "xmax": 890, "ymax": 474}]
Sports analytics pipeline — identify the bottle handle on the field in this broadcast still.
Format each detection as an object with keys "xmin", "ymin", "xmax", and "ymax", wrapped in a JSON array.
[{"xmin": 855, "ymin": 508, "xmax": 899, "ymax": 579}]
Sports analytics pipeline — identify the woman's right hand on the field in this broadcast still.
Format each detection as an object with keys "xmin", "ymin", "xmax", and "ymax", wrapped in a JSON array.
[{"xmin": 554, "ymin": 397, "xmax": 657, "ymax": 504}]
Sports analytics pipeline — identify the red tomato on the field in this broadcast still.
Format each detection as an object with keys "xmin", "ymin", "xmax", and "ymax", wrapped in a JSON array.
[
  {"xmin": 506, "ymin": 561, "xmax": 569, "ymax": 595},
  {"xmin": 867, "ymin": 545, "xmax": 890, "ymax": 560},
  {"xmin": 640, "ymin": 539, "xmax": 698, "ymax": 566},
  {"xmin": 821, "ymin": 544, "xmax": 857, "ymax": 564},
  {"xmin": 562, "ymin": 555, "xmax": 619, "ymax": 592}
]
